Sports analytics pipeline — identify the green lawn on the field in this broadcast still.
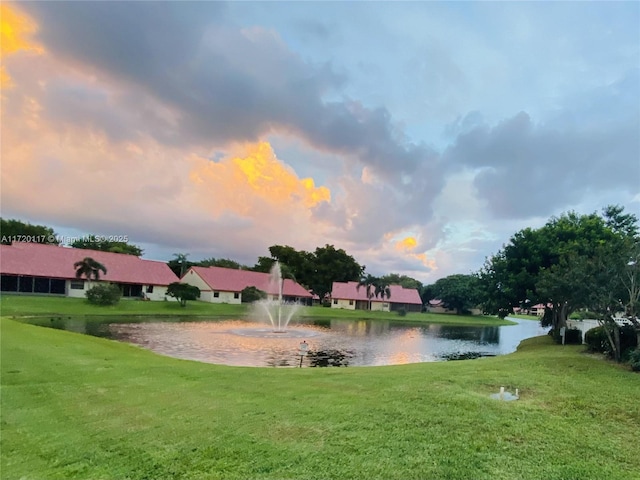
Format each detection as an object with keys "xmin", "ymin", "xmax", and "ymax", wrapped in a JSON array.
[
  {"xmin": 0, "ymin": 294, "xmax": 513, "ymax": 326},
  {"xmin": 2, "ymin": 318, "xmax": 638, "ymax": 480}
]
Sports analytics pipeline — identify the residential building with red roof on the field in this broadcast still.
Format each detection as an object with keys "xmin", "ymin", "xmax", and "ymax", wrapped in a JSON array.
[
  {"xmin": 427, "ymin": 298, "xmax": 482, "ymax": 315},
  {"xmin": 180, "ymin": 266, "xmax": 313, "ymax": 304},
  {"xmin": 330, "ymin": 281, "xmax": 423, "ymax": 312},
  {"xmin": 0, "ymin": 242, "xmax": 179, "ymax": 300}
]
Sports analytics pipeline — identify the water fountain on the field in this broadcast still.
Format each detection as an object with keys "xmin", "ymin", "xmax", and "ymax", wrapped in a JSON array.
[{"xmin": 256, "ymin": 261, "xmax": 301, "ymax": 332}]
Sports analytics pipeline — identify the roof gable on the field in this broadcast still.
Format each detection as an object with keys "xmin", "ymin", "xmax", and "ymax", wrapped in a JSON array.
[
  {"xmin": 188, "ymin": 266, "xmax": 312, "ymax": 298},
  {"xmin": 0, "ymin": 242, "xmax": 178, "ymax": 285}
]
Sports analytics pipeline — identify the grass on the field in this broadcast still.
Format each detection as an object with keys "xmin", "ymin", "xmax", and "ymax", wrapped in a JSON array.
[
  {"xmin": 2, "ymin": 318, "xmax": 639, "ymax": 480},
  {"xmin": 0, "ymin": 294, "xmax": 514, "ymax": 326}
]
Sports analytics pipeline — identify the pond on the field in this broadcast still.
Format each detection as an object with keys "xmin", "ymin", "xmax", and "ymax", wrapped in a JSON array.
[{"xmin": 32, "ymin": 316, "xmax": 547, "ymax": 367}]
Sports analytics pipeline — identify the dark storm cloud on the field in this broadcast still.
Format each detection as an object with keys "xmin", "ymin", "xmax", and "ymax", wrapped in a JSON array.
[{"xmin": 22, "ymin": 1, "xmax": 436, "ymax": 180}]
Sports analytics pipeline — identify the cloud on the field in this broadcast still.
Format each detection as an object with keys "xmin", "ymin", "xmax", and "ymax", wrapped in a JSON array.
[
  {"xmin": 0, "ymin": 4, "xmax": 43, "ymax": 88},
  {"xmin": 19, "ymin": 2, "xmax": 437, "ymax": 185},
  {"xmin": 443, "ymin": 70, "xmax": 640, "ymax": 219}
]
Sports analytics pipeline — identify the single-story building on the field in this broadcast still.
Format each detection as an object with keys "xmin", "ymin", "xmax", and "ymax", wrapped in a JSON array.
[
  {"xmin": 330, "ymin": 281, "xmax": 423, "ymax": 312},
  {"xmin": 180, "ymin": 266, "xmax": 313, "ymax": 304},
  {"xmin": 0, "ymin": 242, "xmax": 179, "ymax": 300},
  {"xmin": 427, "ymin": 299, "xmax": 457, "ymax": 314},
  {"xmin": 427, "ymin": 299, "xmax": 482, "ymax": 315}
]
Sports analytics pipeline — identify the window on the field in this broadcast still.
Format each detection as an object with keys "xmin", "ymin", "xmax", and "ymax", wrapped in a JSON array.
[
  {"xmin": 146, "ymin": 285, "xmax": 154, "ymax": 293},
  {"xmin": 121, "ymin": 284, "xmax": 143, "ymax": 297},
  {"xmin": 234, "ymin": 292, "xmax": 239, "ymax": 299},
  {"xmin": 349, "ymin": 300, "xmax": 354, "ymax": 306},
  {"xmin": 333, "ymin": 299, "xmax": 338, "ymax": 304},
  {"xmin": 50, "ymin": 279, "xmax": 65, "ymax": 294},
  {"xmin": 1, "ymin": 275, "xmax": 18, "ymax": 292},
  {"xmin": 70, "ymin": 280, "xmax": 85, "ymax": 290},
  {"xmin": 34, "ymin": 277, "xmax": 50, "ymax": 293},
  {"xmin": 213, "ymin": 292, "xmax": 220, "ymax": 298},
  {"xmin": 18, "ymin": 276, "xmax": 34, "ymax": 293}
]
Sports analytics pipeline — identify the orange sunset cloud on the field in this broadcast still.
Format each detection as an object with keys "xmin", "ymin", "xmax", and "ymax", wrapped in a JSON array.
[
  {"xmin": 0, "ymin": 4, "xmax": 43, "ymax": 88},
  {"xmin": 189, "ymin": 142, "xmax": 331, "ymax": 216}
]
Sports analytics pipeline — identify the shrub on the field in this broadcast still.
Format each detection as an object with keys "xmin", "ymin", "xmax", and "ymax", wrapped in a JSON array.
[
  {"xmin": 397, "ymin": 307, "xmax": 407, "ymax": 317},
  {"xmin": 166, "ymin": 282, "xmax": 200, "ymax": 307},
  {"xmin": 584, "ymin": 324, "xmax": 638, "ymax": 358},
  {"xmin": 585, "ymin": 326, "xmax": 608, "ymax": 353},
  {"xmin": 552, "ymin": 327, "xmax": 582, "ymax": 345},
  {"xmin": 241, "ymin": 286, "xmax": 266, "ymax": 303},
  {"xmin": 569, "ymin": 310, "xmax": 599, "ymax": 320},
  {"xmin": 86, "ymin": 283, "xmax": 121, "ymax": 306},
  {"xmin": 629, "ymin": 348, "xmax": 640, "ymax": 372}
]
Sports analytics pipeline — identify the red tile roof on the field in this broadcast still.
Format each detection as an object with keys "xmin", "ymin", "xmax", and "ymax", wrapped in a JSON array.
[
  {"xmin": 0, "ymin": 242, "xmax": 178, "ymax": 285},
  {"xmin": 331, "ymin": 281, "xmax": 422, "ymax": 305},
  {"xmin": 331, "ymin": 281, "xmax": 373, "ymax": 301},
  {"xmin": 387, "ymin": 284, "xmax": 423, "ymax": 305},
  {"xmin": 188, "ymin": 266, "xmax": 312, "ymax": 298}
]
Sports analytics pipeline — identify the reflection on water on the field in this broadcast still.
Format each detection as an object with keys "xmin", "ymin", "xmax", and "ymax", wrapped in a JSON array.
[{"xmin": 29, "ymin": 316, "xmax": 547, "ymax": 367}]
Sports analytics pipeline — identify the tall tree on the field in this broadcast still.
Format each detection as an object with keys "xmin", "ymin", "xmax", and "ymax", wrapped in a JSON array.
[
  {"xmin": 1, "ymin": 218, "xmax": 59, "ymax": 244},
  {"xmin": 431, "ymin": 274, "xmax": 481, "ymax": 315},
  {"xmin": 357, "ymin": 274, "xmax": 378, "ymax": 310},
  {"xmin": 308, "ymin": 245, "xmax": 364, "ymax": 301},
  {"xmin": 73, "ymin": 257, "xmax": 107, "ymax": 287},
  {"xmin": 479, "ymin": 206, "xmax": 638, "ymax": 333},
  {"xmin": 72, "ymin": 236, "xmax": 143, "ymax": 256},
  {"xmin": 255, "ymin": 244, "xmax": 363, "ymax": 300},
  {"xmin": 198, "ymin": 257, "xmax": 249, "ymax": 270},
  {"xmin": 171, "ymin": 253, "xmax": 191, "ymax": 277},
  {"xmin": 380, "ymin": 273, "xmax": 423, "ymax": 290}
]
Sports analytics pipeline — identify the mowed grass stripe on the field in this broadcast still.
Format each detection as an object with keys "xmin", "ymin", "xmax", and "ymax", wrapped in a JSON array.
[{"xmin": 2, "ymin": 319, "xmax": 638, "ymax": 480}]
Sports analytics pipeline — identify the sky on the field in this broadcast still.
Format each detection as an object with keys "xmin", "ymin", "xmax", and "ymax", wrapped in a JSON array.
[{"xmin": 1, "ymin": 1, "xmax": 639, "ymax": 283}]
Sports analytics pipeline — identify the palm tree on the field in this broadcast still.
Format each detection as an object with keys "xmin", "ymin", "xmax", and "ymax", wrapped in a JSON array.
[
  {"xmin": 173, "ymin": 253, "xmax": 190, "ymax": 277},
  {"xmin": 73, "ymin": 257, "xmax": 107, "ymax": 287},
  {"xmin": 357, "ymin": 274, "xmax": 378, "ymax": 310},
  {"xmin": 374, "ymin": 279, "xmax": 391, "ymax": 303}
]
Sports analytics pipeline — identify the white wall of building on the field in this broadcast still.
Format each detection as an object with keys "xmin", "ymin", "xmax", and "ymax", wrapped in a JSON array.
[
  {"xmin": 66, "ymin": 279, "xmax": 88, "ymax": 298},
  {"xmin": 331, "ymin": 298, "xmax": 356, "ymax": 310},
  {"xmin": 370, "ymin": 301, "xmax": 390, "ymax": 312},
  {"xmin": 65, "ymin": 279, "xmax": 175, "ymax": 301}
]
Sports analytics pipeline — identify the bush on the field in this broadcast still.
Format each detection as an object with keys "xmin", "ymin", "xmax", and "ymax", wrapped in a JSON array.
[
  {"xmin": 86, "ymin": 283, "xmax": 121, "ymax": 306},
  {"xmin": 552, "ymin": 327, "xmax": 582, "ymax": 345},
  {"xmin": 585, "ymin": 326, "xmax": 608, "ymax": 353},
  {"xmin": 397, "ymin": 307, "xmax": 407, "ymax": 317},
  {"xmin": 241, "ymin": 286, "xmax": 266, "ymax": 303},
  {"xmin": 629, "ymin": 348, "xmax": 640, "ymax": 372},
  {"xmin": 584, "ymin": 324, "xmax": 638, "ymax": 358},
  {"xmin": 166, "ymin": 282, "xmax": 200, "ymax": 307}
]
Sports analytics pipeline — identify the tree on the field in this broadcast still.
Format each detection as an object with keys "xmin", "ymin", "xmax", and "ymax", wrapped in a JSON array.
[
  {"xmin": 171, "ymin": 253, "xmax": 191, "ymax": 277},
  {"xmin": 308, "ymin": 245, "xmax": 364, "ymax": 301},
  {"xmin": 166, "ymin": 282, "xmax": 200, "ymax": 307},
  {"xmin": 254, "ymin": 244, "xmax": 363, "ymax": 301},
  {"xmin": 72, "ymin": 236, "xmax": 143, "ymax": 256},
  {"xmin": 73, "ymin": 257, "xmax": 107, "ymax": 286},
  {"xmin": 356, "ymin": 274, "xmax": 392, "ymax": 310},
  {"xmin": 357, "ymin": 274, "xmax": 378, "ymax": 310},
  {"xmin": 199, "ymin": 257, "xmax": 249, "ymax": 270},
  {"xmin": 380, "ymin": 273, "xmax": 423, "ymax": 291},
  {"xmin": 1, "ymin": 218, "xmax": 59, "ymax": 244},
  {"xmin": 241, "ymin": 286, "xmax": 267, "ymax": 303},
  {"xmin": 85, "ymin": 283, "xmax": 121, "ymax": 306},
  {"xmin": 431, "ymin": 274, "xmax": 481, "ymax": 315},
  {"xmin": 479, "ymin": 206, "xmax": 638, "ymax": 335}
]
